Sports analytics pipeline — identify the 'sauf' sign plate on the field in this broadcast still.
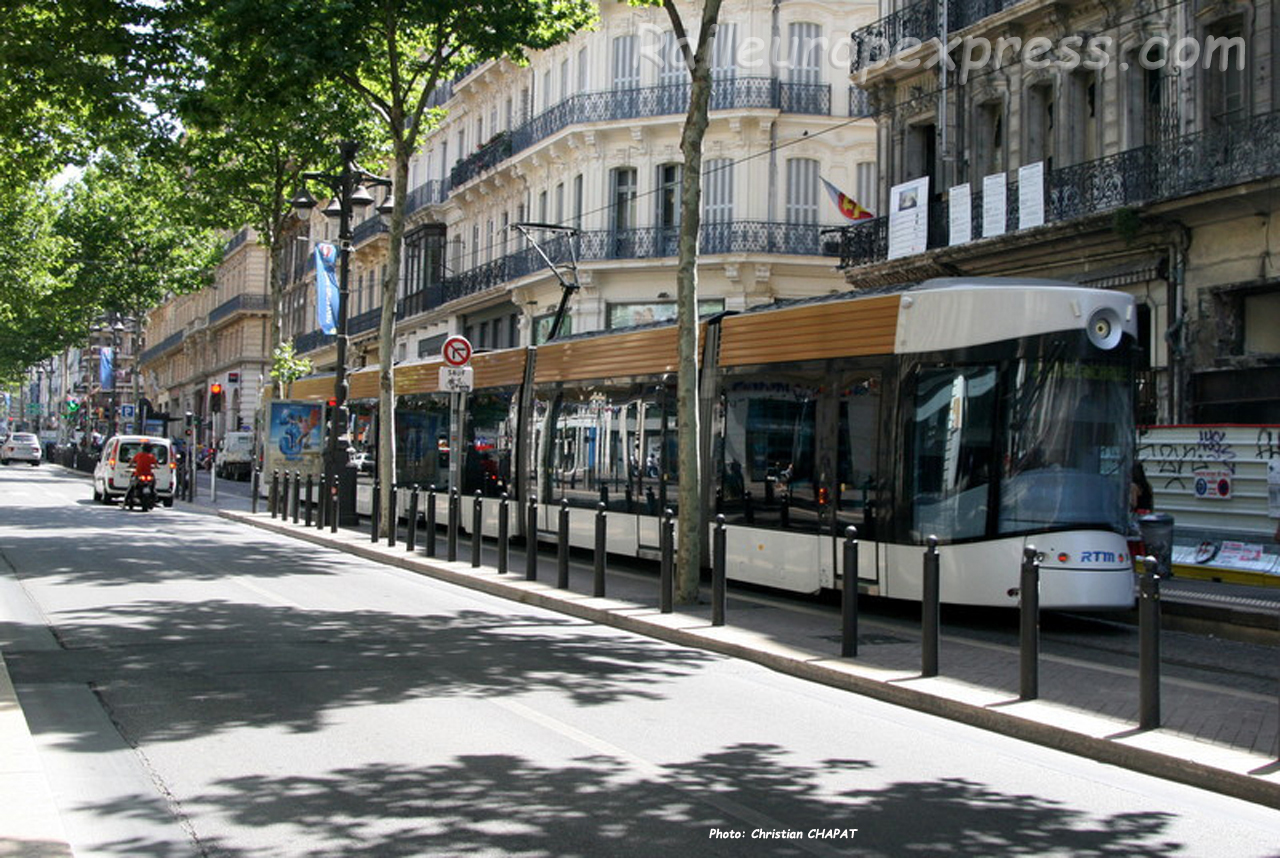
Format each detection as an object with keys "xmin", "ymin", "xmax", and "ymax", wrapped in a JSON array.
[{"xmin": 439, "ymin": 366, "xmax": 474, "ymax": 392}]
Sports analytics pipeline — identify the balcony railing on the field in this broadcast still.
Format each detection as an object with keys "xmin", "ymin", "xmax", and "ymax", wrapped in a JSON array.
[
  {"xmin": 397, "ymin": 220, "xmax": 840, "ymax": 317},
  {"xmin": 348, "ymin": 307, "xmax": 383, "ymax": 336},
  {"xmin": 405, "ymin": 180, "xmax": 451, "ymax": 215},
  {"xmin": 448, "ymin": 77, "xmax": 834, "ymax": 190},
  {"xmin": 208, "ymin": 292, "xmax": 271, "ymax": 325},
  {"xmin": 294, "ymin": 328, "xmax": 335, "ymax": 354},
  {"xmin": 836, "ymin": 110, "xmax": 1280, "ymax": 269},
  {"xmin": 351, "ymin": 216, "xmax": 388, "ymax": 246},
  {"xmin": 138, "ymin": 330, "xmax": 184, "ymax": 366},
  {"xmin": 850, "ymin": 0, "xmax": 1027, "ymax": 72}
]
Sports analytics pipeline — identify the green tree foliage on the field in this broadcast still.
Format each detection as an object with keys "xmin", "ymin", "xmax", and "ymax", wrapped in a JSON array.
[
  {"xmin": 55, "ymin": 153, "xmax": 223, "ymax": 334},
  {"xmin": 0, "ymin": 184, "xmax": 76, "ymax": 380},
  {"xmin": 206, "ymin": 0, "xmax": 598, "ymax": 533},
  {"xmin": 270, "ymin": 342, "xmax": 314, "ymax": 398},
  {"xmin": 0, "ymin": 1, "xmax": 173, "ymax": 184}
]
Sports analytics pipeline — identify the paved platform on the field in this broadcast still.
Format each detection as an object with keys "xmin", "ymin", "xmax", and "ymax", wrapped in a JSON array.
[
  {"xmin": 218, "ymin": 506, "xmax": 1280, "ymax": 812},
  {"xmin": 2, "ymin": 480, "xmax": 1277, "ymax": 857}
]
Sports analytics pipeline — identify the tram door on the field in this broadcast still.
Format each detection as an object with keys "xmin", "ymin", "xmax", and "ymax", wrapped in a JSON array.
[{"xmin": 817, "ymin": 371, "xmax": 886, "ymax": 593}]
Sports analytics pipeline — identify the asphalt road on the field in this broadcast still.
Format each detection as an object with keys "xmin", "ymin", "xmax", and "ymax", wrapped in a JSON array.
[{"xmin": 1, "ymin": 465, "xmax": 1277, "ymax": 857}]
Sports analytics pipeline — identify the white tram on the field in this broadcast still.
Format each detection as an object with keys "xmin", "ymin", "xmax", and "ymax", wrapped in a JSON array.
[{"xmin": 305, "ymin": 277, "xmax": 1139, "ymax": 609}]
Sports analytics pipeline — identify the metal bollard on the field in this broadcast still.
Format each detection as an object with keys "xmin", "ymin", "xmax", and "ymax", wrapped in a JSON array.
[
  {"xmin": 292, "ymin": 471, "xmax": 301, "ymax": 524},
  {"xmin": 557, "ymin": 499, "xmax": 570, "ymax": 588},
  {"xmin": 713, "ymin": 515, "xmax": 727, "ymax": 626},
  {"xmin": 329, "ymin": 475, "xmax": 338, "ymax": 534},
  {"xmin": 526, "ymin": 494, "xmax": 538, "ymax": 581},
  {"xmin": 252, "ymin": 468, "xmax": 260, "ymax": 515},
  {"xmin": 405, "ymin": 486, "xmax": 418, "ymax": 552},
  {"xmin": 593, "ymin": 502, "xmax": 607, "ymax": 597},
  {"xmin": 1139, "ymin": 555, "xmax": 1162, "ymax": 730},
  {"xmin": 317, "ymin": 472, "xmax": 327, "ymax": 529},
  {"xmin": 280, "ymin": 470, "xmax": 290, "ymax": 519},
  {"xmin": 471, "ymin": 491, "xmax": 483, "ymax": 568},
  {"xmin": 921, "ymin": 535, "xmax": 940, "ymax": 677},
  {"xmin": 371, "ymin": 480, "xmax": 381, "ymax": 543},
  {"xmin": 304, "ymin": 474, "xmax": 314, "ymax": 527},
  {"xmin": 269, "ymin": 470, "xmax": 279, "ymax": 519},
  {"xmin": 497, "ymin": 493, "xmax": 509, "ymax": 574},
  {"xmin": 447, "ymin": 488, "xmax": 459, "ymax": 561},
  {"xmin": 425, "ymin": 486, "xmax": 437, "ymax": 557},
  {"xmin": 660, "ymin": 508, "xmax": 675, "ymax": 613},
  {"xmin": 388, "ymin": 484, "xmax": 398, "ymax": 548},
  {"xmin": 1019, "ymin": 545, "xmax": 1040, "ymax": 701},
  {"xmin": 841, "ymin": 526, "xmax": 859, "ymax": 657}
]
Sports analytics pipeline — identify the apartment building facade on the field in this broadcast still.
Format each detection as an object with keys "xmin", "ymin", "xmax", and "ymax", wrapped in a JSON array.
[
  {"xmin": 137, "ymin": 227, "xmax": 273, "ymax": 440},
  {"xmin": 841, "ymin": 0, "xmax": 1279, "ymax": 425},
  {"xmin": 273, "ymin": 0, "xmax": 880, "ymax": 372}
]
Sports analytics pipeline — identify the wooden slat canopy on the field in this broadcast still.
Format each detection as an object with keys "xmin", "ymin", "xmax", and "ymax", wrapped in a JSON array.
[{"xmin": 717, "ymin": 295, "xmax": 901, "ymax": 367}]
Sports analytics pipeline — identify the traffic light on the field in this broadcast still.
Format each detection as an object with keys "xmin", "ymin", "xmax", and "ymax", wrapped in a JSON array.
[{"xmin": 210, "ymin": 382, "xmax": 223, "ymax": 413}]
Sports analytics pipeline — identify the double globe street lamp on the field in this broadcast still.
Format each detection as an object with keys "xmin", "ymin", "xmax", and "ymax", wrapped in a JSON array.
[{"xmin": 290, "ymin": 141, "xmax": 393, "ymax": 521}]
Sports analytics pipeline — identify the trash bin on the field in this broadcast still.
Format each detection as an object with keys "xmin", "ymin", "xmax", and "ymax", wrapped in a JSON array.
[{"xmin": 1138, "ymin": 512, "xmax": 1174, "ymax": 578}]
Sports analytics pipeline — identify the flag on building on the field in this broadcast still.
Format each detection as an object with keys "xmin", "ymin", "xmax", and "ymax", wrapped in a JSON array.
[
  {"xmin": 821, "ymin": 177, "xmax": 873, "ymax": 221},
  {"xmin": 314, "ymin": 243, "xmax": 340, "ymax": 335}
]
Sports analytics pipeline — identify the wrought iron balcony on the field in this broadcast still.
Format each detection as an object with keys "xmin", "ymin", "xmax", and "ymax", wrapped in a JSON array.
[
  {"xmin": 397, "ymin": 220, "xmax": 842, "ymax": 317},
  {"xmin": 849, "ymin": 0, "xmax": 1026, "ymax": 72},
  {"xmin": 208, "ymin": 292, "xmax": 271, "ymax": 325},
  {"xmin": 404, "ymin": 180, "xmax": 451, "ymax": 215},
  {"xmin": 294, "ymin": 328, "xmax": 335, "ymax": 355},
  {"xmin": 448, "ymin": 77, "xmax": 835, "ymax": 190},
  {"xmin": 137, "ymin": 330, "xmax": 184, "ymax": 367},
  {"xmin": 223, "ymin": 227, "xmax": 252, "ymax": 255},
  {"xmin": 351, "ymin": 215, "xmax": 388, "ymax": 247},
  {"xmin": 348, "ymin": 307, "xmax": 383, "ymax": 337},
  {"xmin": 835, "ymin": 110, "xmax": 1280, "ymax": 269}
]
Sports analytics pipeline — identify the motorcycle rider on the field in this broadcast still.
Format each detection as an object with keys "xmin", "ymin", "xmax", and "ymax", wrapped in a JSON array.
[{"xmin": 127, "ymin": 443, "xmax": 159, "ymax": 509}]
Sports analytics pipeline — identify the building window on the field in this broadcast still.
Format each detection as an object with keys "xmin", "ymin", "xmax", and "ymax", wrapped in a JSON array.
[
  {"xmin": 612, "ymin": 35, "xmax": 639, "ymax": 89},
  {"xmin": 572, "ymin": 174, "xmax": 584, "ymax": 230},
  {"xmin": 905, "ymin": 122, "xmax": 937, "ymax": 187},
  {"xmin": 1067, "ymin": 71, "xmax": 1098, "ymax": 166},
  {"xmin": 975, "ymin": 99, "xmax": 1005, "ymax": 177},
  {"xmin": 703, "ymin": 158, "xmax": 734, "ymax": 223},
  {"xmin": 1205, "ymin": 16, "xmax": 1246, "ymax": 128},
  {"xmin": 713, "ymin": 23, "xmax": 738, "ymax": 80},
  {"xmin": 1025, "ymin": 83, "xmax": 1055, "ymax": 171},
  {"xmin": 787, "ymin": 22, "xmax": 822, "ymax": 85},
  {"xmin": 610, "ymin": 167, "xmax": 638, "ymax": 233},
  {"xmin": 785, "ymin": 157, "xmax": 819, "ymax": 225}
]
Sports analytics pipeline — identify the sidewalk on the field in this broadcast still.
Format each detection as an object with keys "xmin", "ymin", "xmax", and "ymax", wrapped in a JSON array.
[{"xmin": 221, "ymin": 504, "xmax": 1280, "ymax": 811}]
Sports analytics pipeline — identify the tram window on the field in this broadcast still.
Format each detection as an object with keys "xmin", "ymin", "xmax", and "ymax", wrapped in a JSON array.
[
  {"xmin": 835, "ymin": 376, "xmax": 882, "ymax": 534},
  {"xmin": 909, "ymin": 366, "xmax": 997, "ymax": 541},
  {"xmin": 719, "ymin": 379, "xmax": 818, "ymax": 530},
  {"xmin": 537, "ymin": 382, "xmax": 674, "ymax": 514},
  {"xmin": 462, "ymin": 390, "xmax": 516, "ymax": 497},
  {"xmin": 396, "ymin": 394, "xmax": 450, "ymax": 487}
]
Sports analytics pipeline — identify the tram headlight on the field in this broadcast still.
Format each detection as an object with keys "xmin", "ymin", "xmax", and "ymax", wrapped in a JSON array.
[{"xmin": 1086, "ymin": 306, "xmax": 1124, "ymax": 350}]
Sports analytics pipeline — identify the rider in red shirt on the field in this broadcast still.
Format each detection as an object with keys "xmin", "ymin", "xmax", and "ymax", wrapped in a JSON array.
[{"xmin": 132, "ymin": 443, "xmax": 158, "ymax": 478}]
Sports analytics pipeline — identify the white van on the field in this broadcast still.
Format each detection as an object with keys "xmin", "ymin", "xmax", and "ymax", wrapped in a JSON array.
[
  {"xmin": 215, "ymin": 431, "xmax": 256, "ymax": 481},
  {"xmin": 93, "ymin": 435, "xmax": 176, "ymax": 506}
]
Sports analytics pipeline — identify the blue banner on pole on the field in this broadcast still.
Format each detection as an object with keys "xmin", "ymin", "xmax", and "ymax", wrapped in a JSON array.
[
  {"xmin": 100, "ymin": 346, "xmax": 115, "ymax": 392},
  {"xmin": 314, "ymin": 243, "xmax": 339, "ymax": 335}
]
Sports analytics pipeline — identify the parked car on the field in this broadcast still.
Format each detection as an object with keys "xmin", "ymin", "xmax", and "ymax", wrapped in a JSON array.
[
  {"xmin": 1, "ymin": 433, "xmax": 42, "ymax": 466},
  {"xmin": 348, "ymin": 450, "xmax": 375, "ymax": 474},
  {"xmin": 93, "ymin": 435, "xmax": 176, "ymax": 506}
]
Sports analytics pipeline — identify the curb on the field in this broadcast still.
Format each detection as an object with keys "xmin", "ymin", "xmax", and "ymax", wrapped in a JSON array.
[{"xmin": 223, "ymin": 509, "xmax": 1280, "ymax": 811}]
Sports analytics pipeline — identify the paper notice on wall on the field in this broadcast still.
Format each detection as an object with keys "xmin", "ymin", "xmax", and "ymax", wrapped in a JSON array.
[
  {"xmin": 1018, "ymin": 161, "xmax": 1045, "ymax": 230},
  {"xmin": 888, "ymin": 176, "xmax": 930, "ymax": 260},
  {"xmin": 949, "ymin": 183, "xmax": 971, "ymax": 246},
  {"xmin": 982, "ymin": 173, "xmax": 1006, "ymax": 238}
]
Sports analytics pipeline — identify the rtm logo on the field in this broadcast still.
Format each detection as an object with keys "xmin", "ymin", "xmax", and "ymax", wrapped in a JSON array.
[{"xmin": 1080, "ymin": 551, "xmax": 1118, "ymax": 563}]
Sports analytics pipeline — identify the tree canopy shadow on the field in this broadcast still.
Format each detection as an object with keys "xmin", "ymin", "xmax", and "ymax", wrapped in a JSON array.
[{"xmin": 74, "ymin": 743, "xmax": 1185, "ymax": 858}]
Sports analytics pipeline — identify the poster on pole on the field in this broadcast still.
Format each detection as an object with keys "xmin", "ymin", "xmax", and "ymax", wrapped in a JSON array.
[
  {"xmin": 888, "ymin": 176, "xmax": 929, "ymax": 260},
  {"xmin": 263, "ymin": 400, "xmax": 325, "ymax": 479}
]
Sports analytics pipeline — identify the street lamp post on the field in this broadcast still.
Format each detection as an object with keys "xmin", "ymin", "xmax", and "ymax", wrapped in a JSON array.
[{"xmin": 290, "ymin": 141, "xmax": 393, "ymax": 517}]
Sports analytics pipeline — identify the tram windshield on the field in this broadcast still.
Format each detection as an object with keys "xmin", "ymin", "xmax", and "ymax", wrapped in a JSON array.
[
  {"xmin": 998, "ymin": 359, "xmax": 1132, "ymax": 535},
  {"xmin": 910, "ymin": 356, "xmax": 1132, "ymax": 541}
]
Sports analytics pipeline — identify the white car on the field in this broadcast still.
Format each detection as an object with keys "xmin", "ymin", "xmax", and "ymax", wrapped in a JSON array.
[
  {"xmin": 1, "ymin": 433, "xmax": 42, "ymax": 466},
  {"xmin": 93, "ymin": 435, "xmax": 176, "ymax": 506}
]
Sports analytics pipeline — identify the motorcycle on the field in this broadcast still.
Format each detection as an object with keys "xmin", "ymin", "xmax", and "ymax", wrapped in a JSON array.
[{"xmin": 124, "ymin": 470, "xmax": 157, "ymax": 512}]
